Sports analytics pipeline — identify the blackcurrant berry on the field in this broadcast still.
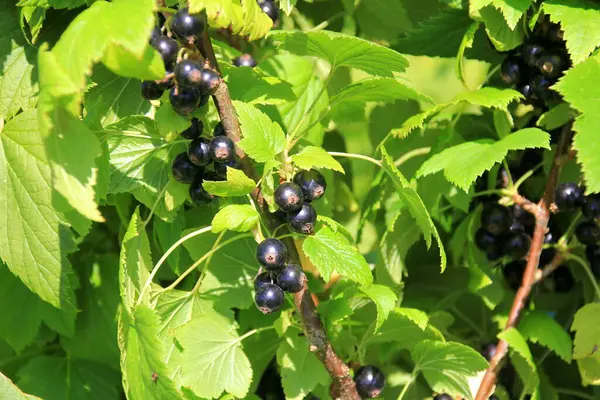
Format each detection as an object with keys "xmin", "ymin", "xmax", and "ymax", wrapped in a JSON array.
[
  {"xmin": 254, "ymin": 283, "xmax": 284, "ymax": 314},
  {"xmin": 174, "ymin": 60, "xmax": 203, "ymax": 87},
  {"xmin": 475, "ymin": 228, "xmax": 497, "ymax": 251},
  {"xmin": 538, "ymin": 52, "xmax": 565, "ymax": 78},
  {"xmin": 276, "ymin": 264, "xmax": 305, "ymax": 293},
  {"xmin": 481, "ymin": 204, "xmax": 512, "ymax": 236},
  {"xmin": 293, "ymin": 169, "xmax": 327, "ymax": 202},
  {"xmin": 521, "ymin": 42, "xmax": 545, "ymax": 67},
  {"xmin": 585, "ymin": 245, "xmax": 600, "ymax": 277},
  {"xmin": 198, "ymin": 68, "xmax": 221, "ymax": 95},
  {"xmin": 531, "ymin": 75, "xmax": 554, "ymax": 101},
  {"xmin": 258, "ymin": 0, "xmax": 279, "ymax": 23},
  {"xmin": 254, "ymin": 271, "xmax": 274, "ymax": 291},
  {"xmin": 171, "ymin": 7, "xmax": 205, "ymax": 43},
  {"xmin": 274, "ymin": 182, "xmax": 304, "ymax": 213},
  {"xmin": 354, "ymin": 365, "xmax": 385, "ymax": 398},
  {"xmin": 489, "ymin": 395, "xmax": 499, "ymax": 400},
  {"xmin": 517, "ymin": 82, "xmax": 535, "ymax": 102},
  {"xmin": 582, "ymin": 194, "xmax": 600, "ymax": 219},
  {"xmin": 500, "ymin": 56, "xmax": 523, "ymax": 85},
  {"xmin": 547, "ymin": 23, "xmax": 564, "ymax": 43},
  {"xmin": 287, "ymin": 203, "xmax": 317, "ymax": 234},
  {"xmin": 141, "ymin": 81, "xmax": 164, "ymax": 100},
  {"xmin": 552, "ymin": 266, "xmax": 575, "ymax": 293},
  {"xmin": 481, "ymin": 343, "xmax": 497, "ymax": 362},
  {"xmin": 256, "ymin": 238, "xmax": 288, "ymax": 270},
  {"xmin": 513, "ymin": 205, "xmax": 535, "ymax": 230},
  {"xmin": 503, "ymin": 231, "xmax": 532, "ymax": 259},
  {"xmin": 487, "ymin": 245, "xmax": 504, "ymax": 261},
  {"xmin": 503, "ymin": 260, "xmax": 526, "ymax": 291},
  {"xmin": 213, "ymin": 121, "xmax": 226, "ymax": 136},
  {"xmin": 188, "ymin": 137, "xmax": 212, "ymax": 167},
  {"xmin": 214, "ymin": 157, "xmax": 240, "ymax": 179},
  {"xmin": 151, "ymin": 35, "xmax": 179, "ymax": 65},
  {"xmin": 170, "ymin": 86, "xmax": 200, "ymax": 115},
  {"xmin": 233, "ymin": 54, "xmax": 257, "ymax": 68},
  {"xmin": 181, "ymin": 118, "xmax": 203, "ymax": 140},
  {"xmin": 150, "ymin": 26, "xmax": 161, "ymax": 44},
  {"xmin": 189, "ymin": 176, "xmax": 215, "ymax": 205},
  {"xmin": 171, "ymin": 152, "xmax": 199, "ymax": 184},
  {"xmin": 209, "ymin": 136, "xmax": 235, "ymax": 163},
  {"xmin": 575, "ymin": 220, "xmax": 600, "ymax": 246},
  {"xmin": 433, "ymin": 395, "xmax": 452, "ymax": 400},
  {"xmin": 554, "ymin": 182, "xmax": 584, "ymax": 211}
]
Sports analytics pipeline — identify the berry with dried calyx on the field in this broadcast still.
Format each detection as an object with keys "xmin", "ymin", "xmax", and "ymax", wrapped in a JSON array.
[
  {"xmin": 233, "ymin": 54, "xmax": 257, "ymax": 68},
  {"xmin": 354, "ymin": 365, "xmax": 385, "ymax": 398},
  {"xmin": 172, "ymin": 152, "xmax": 199, "ymax": 184},
  {"xmin": 276, "ymin": 264, "xmax": 305, "ymax": 293},
  {"xmin": 181, "ymin": 118, "xmax": 203, "ymax": 140},
  {"xmin": 287, "ymin": 203, "xmax": 317, "ymax": 234},
  {"xmin": 254, "ymin": 283, "xmax": 284, "ymax": 314},
  {"xmin": 256, "ymin": 238, "xmax": 288, "ymax": 270},
  {"xmin": 274, "ymin": 182, "xmax": 304, "ymax": 212},
  {"xmin": 293, "ymin": 169, "xmax": 327, "ymax": 202}
]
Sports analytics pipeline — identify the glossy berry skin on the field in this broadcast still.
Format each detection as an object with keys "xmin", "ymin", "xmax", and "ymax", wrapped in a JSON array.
[
  {"xmin": 585, "ymin": 245, "xmax": 600, "ymax": 277},
  {"xmin": 256, "ymin": 238, "xmax": 288, "ymax": 270},
  {"xmin": 141, "ymin": 81, "xmax": 163, "ymax": 100},
  {"xmin": 174, "ymin": 60, "xmax": 203, "ymax": 87},
  {"xmin": 287, "ymin": 203, "xmax": 317, "ymax": 234},
  {"xmin": 213, "ymin": 122, "xmax": 226, "ymax": 136},
  {"xmin": 521, "ymin": 43, "xmax": 545, "ymax": 67},
  {"xmin": 151, "ymin": 35, "xmax": 178, "ymax": 65},
  {"xmin": 181, "ymin": 118, "xmax": 203, "ymax": 140},
  {"xmin": 254, "ymin": 272, "xmax": 274, "ymax": 291},
  {"xmin": 255, "ymin": 283, "xmax": 284, "ymax": 314},
  {"xmin": 354, "ymin": 366, "xmax": 385, "ymax": 399},
  {"xmin": 481, "ymin": 204, "xmax": 512, "ymax": 236},
  {"xmin": 513, "ymin": 205, "xmax": 535, "ymax": 230},
  {"xmin": 575, "ymin": 220, "xmax": 600, "ymax": 246},
  {"xmin": 189, "ymin": 176, "xmax": 215, "ymax": 205},
  {"xmin": 531, "ymin": 75, "xmax": 554, "ymax": 101},
  {"xmin": 582, "ymin": 194, "xmax": 600, "ymax": 219},
  {"xmin": 475, "ymin": 228, "xmax": 497, "ymax": 251},
  {"xmin": 188, "ymin": 138, "xmax": 212, "ymax": 167},
  {"xmin": 486, "ymin": 245, "xmax": 504, "ymax": 261},
  {"xmin": 171, "ymin": 8, "xmax": 205, "ymax": 42},
  {"xmin": 293, "ymin": 169, "xmax": 327, "ymax": 202},
  {"xmin": 198, "ymin": 69, "xmax": 221, "ymax": 95},
  {"xmin": 503, "ymin": 260, "xmax": 526, "ymax": 291},
  {"xmin": 209, "ymin": 136, "xmax": 235, "ymax": 163},
  {"xmin": 517, "ymin": 82, "xmax": 535, "ymax": 102},
  {"xmin": 171, "ymin": 152, "xmax": 199, "ymax": 184},
  {"xmin": 481, "ymin": 343, "xmax": 497, "ymax": 362},
  {"xmin": 259, "ymin": 0, "xmax": 279, "ymax": 23},
  {"xmin": 503, "ymin": 231, "xmax": 532, "ymax": 259},
  {"xmin": 433, "ymin": 395, "xmax": 453, "ymax": 400},
  {"xmin": 500, "ymin": 56, "xmax": 523, "ymax": 85},
  {"xmin": 233, "ymin": 54, "xmax": 257, "ymax": 68},
  {"xmin": 538, "ymin": 53, "xmax": 565, "ymax": 78},
  {"xmin": 554, "ymin": 182, "xmax": 584, "ymax": 211},
  {"xmin": 552, "ymin": 266, "xmax": 575, "ymax": 293},
  {"xmin": 274, "ymin": 182, "xmax": 304, "ymax": 212},
  {"xmin": 169, "ymin": 86, "xmax": 200, "ymax": 115},
  {"xmin": 276, "ymin": 264, "xmax": 305, "ymax": 293}
]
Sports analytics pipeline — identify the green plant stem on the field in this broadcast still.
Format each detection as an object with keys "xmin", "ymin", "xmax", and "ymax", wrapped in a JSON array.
[
  {"xmin": 559, "ymin": 212, "xmax": 582, "ymax": 247},
  {"xmin": 192, "ymin": 231, "xmax": 226, "ymax": 293},
  {"xmin": 0, "ymin": 344, "xmax": 62, "ymax": 369},
  {"xmin": 502, "ymin": 159, "xmax": 514, "ymax": 188},
  {"xmin": 393, "ymin": 147, "xmax": 431, "ymax": 167},
  {"xmin": 156, "ymin": 6, "xmax": 177, "ymax": 14},
  {"xmin": 513, "ymin": 161, "xmax": 544, "ymax": 190},
  {"xmin": 328, "ymin": 151, "xmax": 382, "ymax": 166},
  {"xmin": 563, "ymin": 253, "xmax": 600, "ymax": 301},
  {"xmin": 275, "ymin": 233, "xmax": 302, "ymax": 241},
  {"xmin": 397, "ymin": 376, "xmax": 414, "ymax": 400},
  {"xmin": 555, "ymin": 388, "xmax": 596, "ymax": 399},
  {"xmin": 235, "ymin": 326, "xmax": 276, "ymax": 344},
  {"xmin": 141, "ymin": 183, "xmax": 170, "ymax": 227}
]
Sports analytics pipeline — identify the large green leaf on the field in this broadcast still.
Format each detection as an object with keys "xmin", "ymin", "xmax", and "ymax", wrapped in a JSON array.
[
  {"xmin": 362, "ymin": 309, "xmax": 439, "ymax": 350},
  {"xmin": 519, "ymin": 311, "xmax": 573, "ymax": 362},
  {"xmin": 478, "ymin": 5, "xmax": 524, "ymax": 52},
  {"xmin": 203, "ymin": 168, "xmax": 256, "ymax": 197},
  {"xmin": 290, "ymin": 146, "xmax": 344, "ymax": 173},
  {"xmin": 471, "ymin": 0, "xmax": 532, "ymax": 30},
  {"xmin": 359, "ymin": 284, "xmax": 398, "ymax": 331},
  {"xmin": 0, "ymin": 372, "xmax": 39, "ymax": 400},
  {"xmin": 212, "ymin": 204, "xmax": 259, "ymax": 233},
  {"xmin": 234, "ymin": 101, "xmax": 286, "ymax": 162},
  {"xmin": 571, "ymin": 303, "xmax": 600, "ymax": 359},
  {"xmin": 223, "ymin": 64, "xmax": 296, "ymax": 105}
]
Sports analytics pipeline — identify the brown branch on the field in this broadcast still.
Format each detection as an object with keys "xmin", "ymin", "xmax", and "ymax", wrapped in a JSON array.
[
  {"xmin": 199, "ymin": 30, "xmax": 360, "ymax": 400},
  {"xmin": 475, "ymin": 125, "xmax": 573, "ymax": 399}
]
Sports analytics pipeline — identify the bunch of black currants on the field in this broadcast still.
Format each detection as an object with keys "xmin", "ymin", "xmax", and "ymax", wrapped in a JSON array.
[
  {"xmin": 274, "ymin": 169, "xmax": 327, "ymax": 235},
  {"xmin": 500, "ymin": 16, "xmax": 569, "ymax": 105},
  {"xmin": 253, "ymin": 238, "xmax": 306, "ymax": 314},
  {"xmin": 141, "ymin": 8, "xmax": 221, "ymax": 116},
  {"xmin": 171, "ymin": 120, "xmax": 239, "ymax": 205}
]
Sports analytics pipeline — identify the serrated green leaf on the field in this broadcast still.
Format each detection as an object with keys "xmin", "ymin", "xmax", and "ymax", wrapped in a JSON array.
[
  {"xmin": 536, "ymin": 103, "xmax": 577, "ymax": 131},
  {"xmin": 174, "ymin": 316, "xmax": 252, "ymax": 399},
  {"xmin": 279, "ymin": 0, "xmax": 297, "ymax": 15},
  {"xmin": 269, "ymin": 30, "xmax": 408, "ymax": 77},
  {"xmin": 520, "ymin": 311, "xmax": 572, "ymax": 362},
  {"xmin": 571, "ymin": 303, "xmax": 600, "ymax": 359},
  {"xmin": 291, "ymin": 146, "xmax": 344, "ymax": 173},
  {"xmin": 363, "ymin": 309, "xmax": 439, "ymax": 350},
  {"xmin": 204, "ymin": 168, "xmax": 256, "ymax": 197},
  {"xmin": 578, "ymin": 354, "xmax": 600, "ymax": 386},
  {"xmin": 499, "ymin": 327, "xmax": 539, "ymax": 395},
  {"xmin": 417, "ymin": 128, "xmax": 550, "ymax": 190},
  {"xmin": 234, "ymin": 101, "xmax": 286, "ymax": 162},
  {"xmin": 101, "ymin": 43, "xmax": 164, "ymax": 81},
  {"xmin": 359, "ymin": 284, "xmax": 397, "ymax": 331},
  {"xmin": 412, "ymin": 340, "xmax": 489, "ymax": 400},
  {"xmin": 472, "ymin": 0, "xmax": 531, "ymax": 30},
  {"xmin": 0, "ymin": 110, "xmax": 77, "ymax": 312},
  {"xmin": 377, "ymin": 213, "xmax": 421, "ymax": 286},
  {"xmin": 212, "ymin": 204, "xmax": 259, "ymax": 233},
  {"xmin": 223, "ymin": 64, "xmax": 296, "ymax": 105},
  {"xmin": 0, "ymin": 372, "xmax": 39, "ymax": 400},
  {"xmin": 303, "ymin": 227, "xmax": 372, "ymax": 286},
  {"xmin": 355, "ymin": 0, "xmax": 411, "ymax": 42},
  {"xmin": 479, "ymin": 6, "xmax": 524, "ymax": 52}
]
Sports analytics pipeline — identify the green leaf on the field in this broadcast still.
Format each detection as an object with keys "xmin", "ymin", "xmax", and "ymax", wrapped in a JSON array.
[
  {"xmin": 355, "ymin": 0, "xmax": 411, "ymax": 42},
  {"xmin": 303, "ymin": 227, "xmax": 373, "ymax": 286},
  {"xmin": 174, "ymin": 316, "xmax": 252, "ymax": 399},
  {"xmin": 153, "ymin": 211, "xmax": 185, "ymax": 274},
  {"xmin": 234, "ymin": 101, "xmax": 286, "ymax": 162},
  {"xmin": 223, "ymin": 64, "xmax": 296, "ymax": 105},
  {"xmin": 412, "ymin": 340, "xmax": 489, "ymax": 400},
  {"xmin": 363, "ymin": 309, "xmax": 439, "ymax": 350},
  {"xmin": 203, "ymin": 168, "xmax": 256, "ymax": 197},
  {"xmin": 212, "ymin": 204, "xmax": 259, "ymax": 233},
  {"xmin": 0, "ymin": 110, "xmax": 77, "ymax": 311},
  {"xmin": 155, "ymin": 102, "xmax": 192, "ymax": 138},
  {"xmin": 571, "ymin": 303, "xmax": 600, "ymax": 359},
  {"xmin": 417, "ymin": 128, "xmax": 550, "ymax": 190},
  {"xmin": 577, "ymin": 354, "xmax": 600, "ymax": 386},
  {"xmin": 278, "ymin": 0, "xmax": 297, "ymax": 15},
  {"xmin": 359, "ymin": 284, "xmax": 398, "ymax": 331},
  {"xmin": 498, "ymin": 327, "xmax": 539, "ymax": 394},
  {"xmin": 519, "ymin": 311, "xmax": 573, "ymax": 362},
  {"xmin": 0, "ymin": 372, "xmax": 39, "ymax": 400},
  {"xmin": 269, "ymin": 30, "xmax": 408, "ymax": 77},
  {"xmin": 291, "ymin": 146, "xmax": 344, "ymax": 173},
  {"xmin": 472, "ymin": 0, "xmax": 531, "ymax": 30},
  {"xmin": 479, "ymin": 6, "xmax": 524, "ymax": 52},
  {"xmin": 101, "ymin": 43, "xmax": 164, "ymax": 81},
  {"xmin": 537, "ymin": 103, "xmax": 577, "ymax": 131},
  {"xmin": 276, "ymin": 334, "xmax": 330, "ymax": 400},
  {"xmin": 543, "ymin": 0, "xmax": 600, "ymax": 64},
  {"xmin": 377, "ymin": 213, "xmax": 422, "ymax": 286},
  {"xmin": 456, "ymin": 22, "xmax": 480, "ymax": 86}
]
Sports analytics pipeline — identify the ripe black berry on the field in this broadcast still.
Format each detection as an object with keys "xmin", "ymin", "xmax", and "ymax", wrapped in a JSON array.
[
  {"xmin": 188, "ymin": 137, "xmax": 212, "ymax": 167},
  {"xmin": 150, "ymin": 26, "xmax": 161, "ymax": 44},
  {"xmin": 538, "ymin": 52, "xmax": 565, "ymax": 78},
  {"xmin": 171, "ymin": 152, "xmax": 199, "ymax": 184},
  {"xmin": 503, "ymin": 260, "xmax": 525, "ymax": 291},
  {"xmin": 256, "ymin": 238, "xmax": 288, "ymax": 270},
  {"xmin": 531, "ymin": 75, "xmax": 554, "ymax": 100},
  {"xmin": 486, "ymin": 246, "xmax": 504, "ymax": 261},
  {"xmin": 141, "ymin": 81, "xmax": 163, "ymax": 100},
  {"xmin": 233, "ymin": 54, "xmax": 257, "ymax": 68},
  {"xmin": 214, "ymin": 157, "xmax": 240, "ymax": 179},
  {"xmin": 481, "ymin": 343, "xmax": 497, "ymax": 362},
  {"xmin": 582, "ymin": 194, "xmax": 600, "ymax": 219},
  {"xmin": 181, "ymin": 118, "xmax": 203, "ymax": 140},
  {"xmin": 575, "ymin": 220, "xmax": 600, "ymax": 246},
  {"xmin": 254, "ymin": 283, "xmax": 284, "ymax": 314},
  {"xmin": 189, "ymin": 176, "xmax": 215, "ymax": 205},
  {"xmin": 171, "ymin": 7, "xmax": 205, "ymax": 43},
  {"xmin": 354, "ymin": 365, "xmax": 385, "ymax": 398},
  {"xmin": 552, "ymin": 266, "xmax": 575, "ymax": 293},
  {"xmin": 258, "ymin": 0, "xmax": 279, "ymax": 23},
  {"xmin": 287, "ymin": 203, "xmax": 317, "ymax": 234},
  {"xmin": 293, "ymin": 169, "xmax": 327, "ymax": 202},
  {"xmin": 169, "ymin": 86, "xmax": 200, "ymax": 115},
  {"xmin": 500, "ymin": 56, "xmax": 523, "ymax": 85},
  {"xmin": 151, "ymin": 35, "xmax": 178, "ymax": 65},
  {"xmin": 585, "ymin": 245, "xmax": 600, "ymax": 277},
  {"xmin": 547, "ymin": 23, "xmax": 564, "ymax": 43},
  {"xmin": 174, "ymin": 60, "xmax": 203, "ymax": 87},
  {"xmin": 513, "ymin": 205, "xmax": 535, "ymax": 230},
  {"xmin": 277, "ymin": 264, "xmax": 305, "ymax": 293},
  {"xmin": 554, "ymin": 182, "xmax": 584, "ymax": 211},
  {"xmin": 254, "ymin": 271, "xmax": 274, "ymax": 291},
  {"xmin": 517, "ymin": 82, "xmax": 535, "ymax": 102},
  {"xmin": 503, "ymin": 231, "xmax": 532, "ymax": 259},
  {"xmin": 209, "ymin": 136, "xmax": 235, "ymax": 163},
  {"xmin": 433, "ymin": 395, "xmax": 452, "ymax": 400},
  {"xmin": 213, "ymin": 122, "xmax": 226, "ymax": 136},
  {"xmin": 522, "ymin": 43, "xmax": 545, "ymax": 67},
  {"xmin": 198, "ymin": 68, "xmax": 220, "ymax": 95},
  {"xmin": 475, "ymin": 228, "xmax": 497, "ymax": 251},
  {"xmin": 481, "ymin": 204, "xmax": 512, "ymax": 236},
  {"xmin": 274, "ymin": 182, "xmax": 304, "ymax": 212}
]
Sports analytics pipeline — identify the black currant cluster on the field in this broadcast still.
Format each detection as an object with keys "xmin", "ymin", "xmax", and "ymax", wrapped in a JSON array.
[
  {"xmin": 500, "ymin": 17, "xmax": 569, "ymax": 105},
  {"xmin": 274, "ymin": 169, "xmax": 327, "ymax": 235},
  {"xmin": 353, "ymin": 365, "xmax": 385, "ymax": 398},
  {"xmin": 171, "ymin": 120, "xmax": 240, "ymax": 205},
  {"xmin": 141, "ymin": 8, "xmax": 221, "ymax": 116},
  {"xmin": 254, "ymin": 238, "xmax": 306, "ymax": 314},
  {"xmin": 258, "ymin": 0, "xmax": 279, "ymax": 23}
]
